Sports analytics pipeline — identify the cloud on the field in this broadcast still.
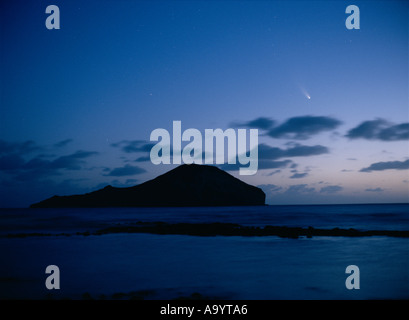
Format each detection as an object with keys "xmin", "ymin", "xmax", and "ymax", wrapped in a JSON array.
[
  {"xmin": 125, "ymin": 178, "xmax": 138, "ymax": 185},
  {"xmin": 266, "ymin": 169, "xmax": 281, "ymax": 176},
  {"xmin": 289, "ymin": 172, "xmax": 308, "ymax": 179},
  {"xmin": 232, "ymin": 115, "xmax": 342, "ymax": 139},
  {"xmin": 111, "ymin": 140, "xmax": 154, "ymax": 153},
  {"xmin": 0, "ymin": 150, "xmax": 98, "ymax": 173},
  {"xmin": 0, "ymin": 141, "xmax": 99, "ymax": 183},
  {"xmin": 259, "ymin": 183, "xmax": 330, "ymax": 205},
  {"xmin": 258, "ymin": 143, "xmax": 329, "ymax": 160},
  {"xmin": 257, "ymin": 160, "xmax": 292, "ymax": 170},
  {"xmin": 283, "ymin": 144, "xmax": 329, "ymax": 157},
  {"xmin": 258, "ymin": 184, "xmax": 283, "ymax": 194},
  {"xmin": 365, "ymin": 188, "xmax": 384, "ymax": 192},
  {"xmin": 49, "ymin": 151, "xmax": 99, "ymax": 170},
  {"xmin": 19, "ymin": 151, "xmax": 99, "ymax": 172},
  {"xmin": 109, "ymin": 179, "xmax": 139, "ymax": 187},
  {"xmin": 233, "ymin": 117, "xmax": 275, "ymax": 130},
  {"xmin": 0, "ymin": 139, "xmax": 42, "ymax": 155},
  {"xmin": 104, "ymin": 164, "xmax": 146, "ymax": 177},
  {"xmin": 267, "ymin": 115, "xmax": 342, "ymax": 140},
  {"xmin": 219, "ymin": 159, "xmax": 291, "ymax": 172},
  {"xmin": 320, "ymin": 185, "xmax": 343, "ymax": 193},
  {"xmin": 0, "ymin": 140, "xmax": 99, "ymax": 174},
  {"xmin": 54, "ymin": 139, "xmax": 73, "ymax": 148},
  {"xmin": 15, "ymin": 151, "xmax": 99, "ymax": 181},
  {"xmin": 135, "ymin": 156, "xmax": 151, "ymax": 162},
  {"xmin": 360, "ymin": 159, "xmax": 409, "ymax": 172},
  {"xmin": 256, "ymin": 144, "xmax": 284, "ymax": 159},
  {"xmin": 260, "ymin": 182, "xmax": 346, "ymax": 205},
  {"xmin": 219, "ymin": 142, "xmax": 328, "ymax": 172},
  {"xmin": 13, "ymin": 168, "xmax": 63, "ymax": 182},
  {"xmin": 346, "ymin": 119, "xmax": 409, "ymax": 141},
  {"xmin": 284, "ymin": 184, "xmax": 315, "ymax": 194}
]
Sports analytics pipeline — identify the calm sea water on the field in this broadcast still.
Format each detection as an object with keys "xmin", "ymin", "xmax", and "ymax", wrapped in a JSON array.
[{"xmin": 0, "ymin": 204, "xmax": 408, "ymax": 299}]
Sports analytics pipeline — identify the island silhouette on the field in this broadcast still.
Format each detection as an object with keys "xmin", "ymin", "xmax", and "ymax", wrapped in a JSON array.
[{"xmin": 30, "ymin": 164, "xmax": 266, "ymax": 208}]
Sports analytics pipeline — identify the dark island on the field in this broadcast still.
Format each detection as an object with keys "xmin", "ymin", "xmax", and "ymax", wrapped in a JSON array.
[{"xmin": 30, "ymin": 164, "xmax": 266, "ymax": 208}]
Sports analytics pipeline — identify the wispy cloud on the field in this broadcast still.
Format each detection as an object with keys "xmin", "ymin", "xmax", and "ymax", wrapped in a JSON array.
[
  {"xmin": 232, "ymin": 117, "xmax": 275, "ymax": 130},
  {"xmin": 219, "ymin": 142, "xmax": 328, "ymax": 172},
  {"xmin": 284, "ymin": 184, "xmax": 316, "ymax": 194},
  {"xmin": 266, "ymin": 169, "xmax": 281, "ymax": 176},
  {"xmin": 54, "ymin": 139, "xmax": 73, "ymax": 148},
  {"xmin": 134, "ymin": 155, "xmax": 151, "ymax": 162},
  {"xmin": 99, "ymin": 178, "xmax": 139, "ymax": 188},
  {"xmin": 219, "ymin": 159, "xmax": 291, "ymax": 172},
  {"xmin": 365, "ymin": 187, "xmax": 384, "ymax": 192},
  {"xmin": 48, "ymin": 151, "xmax": 99, "ymax": 170},
  {"xmin": 0, "ymin": 139, "xmax": 99, "ymax": 183},
  {"xmin": 289, "ymin": 172, "xmax": 308, "ymax": 179},
  {"xmin": 104, "ymin": 164, "xmax": 146, "ymax": 177},
  {"xmin": 320, "ymin": 185, "xmax": 343, "ymax": 193},
  {"xmin": 0, "ymin": 150, "xmax": 98, "ymax": 173},
  {"xmin": 258, "ymin": 184, "xmax": 283, "ymax": 194},
  {"xmin": 256, "ymin": 160, "xmax": 293, "ymax": 170},
  {"xmin": 0, "ymin": 139, "xmax": 42, "ymax": 155},
  {"xmin": 111, "ymin": 140, "xmax": 155, "ymax": 153}
]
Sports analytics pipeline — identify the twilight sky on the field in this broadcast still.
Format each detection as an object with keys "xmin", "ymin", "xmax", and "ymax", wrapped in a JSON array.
[{"xmin": 1, "ymin": 0, "xmax": 408, "ymax": 207}]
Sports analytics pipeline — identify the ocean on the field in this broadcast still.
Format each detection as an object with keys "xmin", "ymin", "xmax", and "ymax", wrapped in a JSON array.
[{"xmin": 0, "ymin": 204, "xmax": 408, "ymax": 300}]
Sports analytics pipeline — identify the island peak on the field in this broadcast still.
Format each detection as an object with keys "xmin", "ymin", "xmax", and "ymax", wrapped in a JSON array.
[{"xmin": 30, "ymin": 164, "xmax": 265, "ymax": 208}]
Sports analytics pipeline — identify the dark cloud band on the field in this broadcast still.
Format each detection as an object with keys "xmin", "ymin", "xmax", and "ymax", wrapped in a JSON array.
[
  {"xmin": 346, "ymin": 119, "xmax": 409, "ymax": 141},
  {"xmin": 267, "ymin": 116, "xmax": 342, "ymax": 140},
  {"xmin": 360, "ymin": 159, "xmax": 409, "ymax": 172},
  {"xmin": 233, "ymin": 115, "xmax": 341, "ymax": 140}
]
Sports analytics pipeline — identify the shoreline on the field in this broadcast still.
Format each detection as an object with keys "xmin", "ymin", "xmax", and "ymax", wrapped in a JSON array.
[{"xmin": 4, "ymin": 221, "xmax": 409, "ymax": 239}]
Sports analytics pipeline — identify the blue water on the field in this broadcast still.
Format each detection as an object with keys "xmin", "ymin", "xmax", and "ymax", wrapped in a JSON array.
[
  {"xmin": 1, "ymin": 203, "xmax": 408, "ymax": 235},
  {"xmin": 0, "ymin": 204, "xmax": 408, "ymax": 299}
]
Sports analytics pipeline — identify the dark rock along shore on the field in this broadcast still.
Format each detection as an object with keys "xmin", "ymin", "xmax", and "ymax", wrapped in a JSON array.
[
  {"xmin": 30, "ymin": 164, "xmax": 266, "ymax": 208},
  {"xmin": 5, "ymin": 222, "xmax": 409, "ymax": 239}
]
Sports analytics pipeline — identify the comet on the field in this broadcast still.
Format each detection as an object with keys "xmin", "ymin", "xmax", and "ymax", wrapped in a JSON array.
[{"xmin": 300, "ymin": 86, "xmax": 311, "ymax": 100}]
